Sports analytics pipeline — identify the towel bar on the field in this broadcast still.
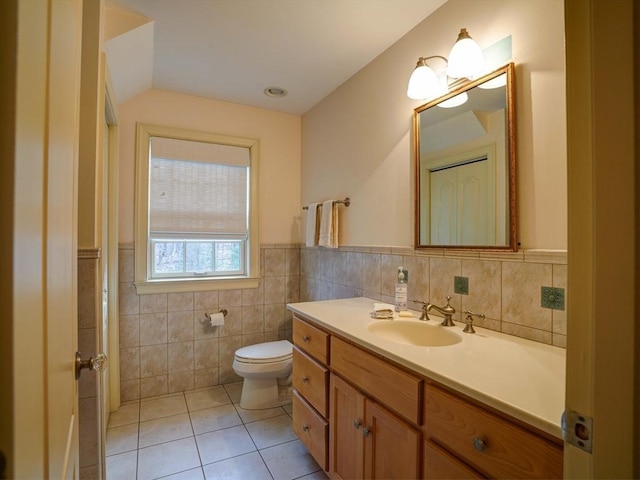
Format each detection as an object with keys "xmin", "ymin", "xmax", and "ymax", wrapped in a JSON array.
[{"xmin": 302, "ymin": 197, "xmax": 350, "ymax": 210}]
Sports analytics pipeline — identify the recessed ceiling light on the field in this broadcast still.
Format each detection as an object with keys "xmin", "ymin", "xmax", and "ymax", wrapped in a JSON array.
[{"xmin": 264, "ymin": 86, "xmax": 288, "ymax": 98}]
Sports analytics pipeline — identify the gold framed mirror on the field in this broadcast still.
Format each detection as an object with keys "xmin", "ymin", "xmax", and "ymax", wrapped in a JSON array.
[{"xmin": 413, "ymin": 62, "xmax": 516, "ymax": 250}]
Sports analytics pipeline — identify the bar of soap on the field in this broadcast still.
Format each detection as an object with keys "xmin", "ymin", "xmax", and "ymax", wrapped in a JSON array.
[{"xmin": 398, "ymin": 311, "xmax": 413, "ymax": 318}]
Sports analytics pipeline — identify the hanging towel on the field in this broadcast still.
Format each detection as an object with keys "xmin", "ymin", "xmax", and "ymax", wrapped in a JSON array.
[
  {"xmin": 318, "ymin": 200, "xmax": 339, "ymax": 248},
  {"xmin": 305, "ymin": 203, "xmax": 320, "ymax": 247}
]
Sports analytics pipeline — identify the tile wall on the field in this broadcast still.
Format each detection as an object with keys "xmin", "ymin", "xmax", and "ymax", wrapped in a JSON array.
[
  {"xmin": 118, "ymin": 243, "xmax": 566, "ymax": 402},
  {"xmin": 118, "ymin": 244, "xmax": 300, "ymax": 402},
  {"xmin": 300, "ymin": 246, "xmax": 567, "ymax": 347}
]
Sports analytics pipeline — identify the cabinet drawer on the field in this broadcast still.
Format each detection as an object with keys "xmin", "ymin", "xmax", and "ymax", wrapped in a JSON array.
[
  {"xmin": 424, "ymin": 439, "xmax": 483, "ymax": 479},
  {"xmin": 293, "ymin": 316, "xmax": 330, "ymax": 364},
  {"xmin": 293, "ymin": 346, "xmax": 328, "ymax": 417},
  {"xmin": 293, "ymin": 390, "xmax": 328, "ymax": 471},
  {"xmin": 424, "ymin": 384, "xmax": 563, "ymax": 479},
  {"xmin": 331, "ymin": 336, "xmax": 422, "ymax": 424}
]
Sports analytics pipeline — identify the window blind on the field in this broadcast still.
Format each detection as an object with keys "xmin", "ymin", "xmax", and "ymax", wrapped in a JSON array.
[{"xmin": 149, "ymin": 137, "xmax": 249, "ymax": 235}]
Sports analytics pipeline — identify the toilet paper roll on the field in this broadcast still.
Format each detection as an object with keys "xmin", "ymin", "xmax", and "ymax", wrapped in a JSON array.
[{"xmin": 207, "ymin": 312, "xmax": 225, "ymax": 327}]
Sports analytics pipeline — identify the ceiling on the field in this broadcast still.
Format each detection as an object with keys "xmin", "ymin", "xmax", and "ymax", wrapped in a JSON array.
[{"xmin": 105, "ymin": 0, "xmax": 447, "ymax": 115}]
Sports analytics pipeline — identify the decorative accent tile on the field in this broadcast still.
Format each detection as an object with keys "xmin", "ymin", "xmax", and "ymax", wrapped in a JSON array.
[
  {"xmin": 454, "ymin": 276, "xmax": 469, "ymax": 295},
  {"xmin": 541, "ymin": 286, "xmax": 565, "ymax": 310}
]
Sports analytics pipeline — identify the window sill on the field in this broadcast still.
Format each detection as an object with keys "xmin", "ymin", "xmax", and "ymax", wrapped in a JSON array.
[{"xmin": 134, "ymin": 276, "xmax": 260, "ymax": 295}]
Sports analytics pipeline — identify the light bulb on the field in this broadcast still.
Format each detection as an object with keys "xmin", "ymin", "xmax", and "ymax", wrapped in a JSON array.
[
  {"xmin": 437, "ymin": 92, "xmax": 468, "ymax": 109},
  {"xmin": 446, "ymin": 28, "xmax": 485, "ymax": 80},
  {"xmin": 477, "ymin": 73, "xmax": 507, "ymax": 89},
  {"xmin": 407, "ymin": 58, "xmax": 441, "ymax": 100}
]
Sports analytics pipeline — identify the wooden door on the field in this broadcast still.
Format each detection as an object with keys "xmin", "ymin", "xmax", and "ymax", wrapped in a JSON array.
[
  {"xmin": 429, "ymin": 168, "xmax": 457, "ymax": 245},
  {"xmin": 363, "ymin": 400, "xmax": 421, "ymax": 480},
  {"xmin": 0, "ymin": 0, "xmax": 83, "ymax": 478},
  {"xmin": 457, "ymin": 160, "xmax": 493, "ymax": 245},
  {"xmin": 328, "ymin": 374, "xmax": 365, "ymax": 480},
  {"xmin": 565, "ymin": 0, "xmax": 638, "ymax": 476},
  {"xmin": 430, "ymin": 159, "xmax": 492, "ymax": 245}
]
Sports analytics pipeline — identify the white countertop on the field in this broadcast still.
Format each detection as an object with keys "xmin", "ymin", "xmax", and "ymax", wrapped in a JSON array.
[{"xmin": 287, "ymin": 297, "xmax": 566, "ymax": 439}]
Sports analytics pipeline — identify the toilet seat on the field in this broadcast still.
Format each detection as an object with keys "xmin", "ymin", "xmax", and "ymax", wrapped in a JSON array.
[{"xmin": 234, "ymin": 340, "xmax": 292, "ymax": 364}]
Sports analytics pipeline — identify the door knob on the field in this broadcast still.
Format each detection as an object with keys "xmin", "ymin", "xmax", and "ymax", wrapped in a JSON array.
[{"xmin": 75, "ymin": 352, "xmax": 107, "ymax": 380}]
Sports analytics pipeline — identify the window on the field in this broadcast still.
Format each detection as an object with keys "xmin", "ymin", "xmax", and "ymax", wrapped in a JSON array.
[{"xmin": 135, "ymin": 124, "xmax": 259, "ymax": 293}]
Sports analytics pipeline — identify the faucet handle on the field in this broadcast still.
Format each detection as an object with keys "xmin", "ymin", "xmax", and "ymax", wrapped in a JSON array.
[
  {"xmin": 463, "ymin": 310, "xmax": 485, "ymax": 334},
  {"xmin": 411, "ymin": 299, "xmax": 430, "ymax": 320}
]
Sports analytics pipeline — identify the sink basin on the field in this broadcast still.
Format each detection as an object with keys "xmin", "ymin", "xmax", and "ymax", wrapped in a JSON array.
[{"xmin": 367, "ymin": 320, "xmax": 462, "ymax": 347}]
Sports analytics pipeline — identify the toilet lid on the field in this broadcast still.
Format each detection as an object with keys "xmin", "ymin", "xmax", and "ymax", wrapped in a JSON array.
[{"xmin": 235, "ymin": 340, "xmax": 293, "ymax": 364}]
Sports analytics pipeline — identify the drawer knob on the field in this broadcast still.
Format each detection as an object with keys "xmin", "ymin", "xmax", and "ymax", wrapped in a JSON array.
[
  {"xmin": 302, "ymin": 376, "xmax": 309, "ymax": 383},
  {"xmin": 354, "ymin": 419, "xmax": 361, "ymax": 429},
  {"xmin": 363, "ymin": 427, "xmax": 372, "ymax": 437},
  {"xmin": 302, "ymin": 425, "xmax": 310, "ymax": 432},
  {"xmin": 302, "ymin": 335, "xmax": 310, "ymax": 342},
  {"xmin": 473, "ymin": 437, "xmax": 486, "ymax": 452}
]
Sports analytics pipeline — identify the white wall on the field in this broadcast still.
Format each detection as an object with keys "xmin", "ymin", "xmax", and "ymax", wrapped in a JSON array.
[
  {"xmin": 118, "ymin": 88, "xmax": 302, "ymax": 244},
  {"xmin": 302, "ymin": 0, "xmax": 566, "ymax": 250}
]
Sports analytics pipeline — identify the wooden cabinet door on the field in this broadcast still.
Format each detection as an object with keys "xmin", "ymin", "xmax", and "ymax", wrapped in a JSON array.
[
  {"xmin": 363, "ymin": 399, "xmax": 421, "ymax": 480},
  {"xmin": 329, "ymin": 374, "xmax": 365, "ymax": 480}
]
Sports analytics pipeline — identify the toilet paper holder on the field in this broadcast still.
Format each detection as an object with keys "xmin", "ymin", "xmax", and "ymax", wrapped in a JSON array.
[{"xmin": 204, "ymin": 309, "xmax": 228, "ymax": 322}]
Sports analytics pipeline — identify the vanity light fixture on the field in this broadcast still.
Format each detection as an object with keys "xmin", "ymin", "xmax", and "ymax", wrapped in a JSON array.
[
  {"xmin": 446, "ymin": 28, "xmax": 485, "ymax": 79},
  {"xmin": 406, "ymin": 55, "xmax": 447, "ymax": 100},
  {"xmin": 407, "ymin": 28, "xmax": 485, "ymax": 100}
]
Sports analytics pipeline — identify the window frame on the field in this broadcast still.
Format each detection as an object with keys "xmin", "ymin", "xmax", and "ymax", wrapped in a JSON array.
[{"xmin": 134, "ymin": 123, "xmax": 260, "ymax": 294}]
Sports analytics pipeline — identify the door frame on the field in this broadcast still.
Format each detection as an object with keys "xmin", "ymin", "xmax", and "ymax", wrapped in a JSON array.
[
  {"xmin": 104, "ymin": 57, "xmax": 121, "ymax": 419},
  {"xmin": 564, "ymin": 0, "xmax": 638, "ymax": 476}
]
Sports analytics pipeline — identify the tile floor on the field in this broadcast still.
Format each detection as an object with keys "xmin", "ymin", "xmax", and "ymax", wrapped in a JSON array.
[{"xmin": 106, "ymin": 383, "xmax": 328, "ymax": 480}]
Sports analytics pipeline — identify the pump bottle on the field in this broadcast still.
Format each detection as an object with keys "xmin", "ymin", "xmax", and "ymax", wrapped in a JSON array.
[{"xmin": 395, "ymin": 266, "xmax": 407, "ymax": 312}]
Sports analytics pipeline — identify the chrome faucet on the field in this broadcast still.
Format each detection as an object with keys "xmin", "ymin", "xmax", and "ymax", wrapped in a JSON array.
[{"xmin": 413, "ymin": 296, "xmax": 456, "ymax": 326}]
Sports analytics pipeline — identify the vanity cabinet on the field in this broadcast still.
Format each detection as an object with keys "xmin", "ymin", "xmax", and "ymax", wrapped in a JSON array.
[
  {"xmin": 329, "ymin": 337, "xmax": 422, "ymax": 480},
  {"xmin": 423, "ymin": 383, "xmax": 563, "ymax": 479},
  {"xmin": 291, "ymin": 316, "xmax": 330, "ymax": 470},
  {"xmin": 290, "ymin": 311, "xmax": 563, "ymax": 480}
]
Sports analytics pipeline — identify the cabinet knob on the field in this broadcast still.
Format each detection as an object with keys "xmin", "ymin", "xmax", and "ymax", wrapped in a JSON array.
[
  {"xmin": 302, "ymin": 335, "xmax": 310, "ymax": 342},
  {"xmin": 363, "ymin": 427, "xmax": 372, "ymax": 437},
  {"xmin": 473, "ymin": 437, "xmax": 486, "ymax": 452},
  {"xmin": 302, "ymin": 376, "xmax": 309, "ymax": 383},
  {"xmin": 302, "ymin": 425, "xmax": 310, "ymax": 432},
  {"xmin": 354, "ymin": 419, "xmax": 361, "ymax": 429}
]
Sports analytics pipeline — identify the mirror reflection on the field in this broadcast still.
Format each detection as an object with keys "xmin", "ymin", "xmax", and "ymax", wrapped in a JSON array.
[{"xmin": 413, "ymin": 63, "xmax": 516, "ymax": 250}]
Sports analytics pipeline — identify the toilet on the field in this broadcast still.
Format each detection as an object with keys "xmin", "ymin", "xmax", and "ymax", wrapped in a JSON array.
[{"xmin": 232, "ymin": 340, "xmax": 293, "ymax": 409}]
